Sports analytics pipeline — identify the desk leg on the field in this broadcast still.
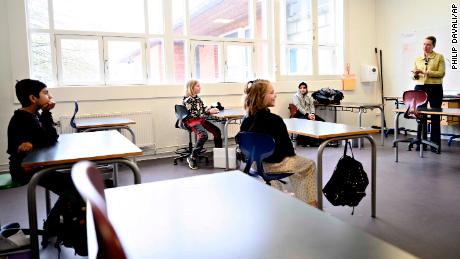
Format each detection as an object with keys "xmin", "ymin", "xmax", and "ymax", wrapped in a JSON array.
[
  {"xmin": 393, "ymin": 112, "xmax": 402, "ymax": 162},
  {"xmin": 27, "ymin": 159, "xmax": 141, "ymax": 259},
  {"xmin": 28, "ymin": 165, "xmax": 71, "ymax": 259},
  {"xmin": 317, "ymin": 135, "xmax": 377, "ymax": 217},
  {"xmin": 224, "ymin": 119, "xmax": 229, "ymax": 170},
  {"xmin": 379, "ymin": 106, "xmax": 385, "ymax": 146},
  {"xmin": 358, "ymin": 110, "xmax": 363, "ymax": 149}
]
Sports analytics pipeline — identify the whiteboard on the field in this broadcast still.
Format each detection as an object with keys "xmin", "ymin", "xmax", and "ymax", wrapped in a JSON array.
[{"xmin": 401, "ymin": 26, "xmax": 459, "ymax": 93}]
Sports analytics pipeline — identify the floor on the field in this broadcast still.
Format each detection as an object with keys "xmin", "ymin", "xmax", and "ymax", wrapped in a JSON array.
[{"xmin": 1, "ymin": 134, "xmax": 460, "ymax": 258}]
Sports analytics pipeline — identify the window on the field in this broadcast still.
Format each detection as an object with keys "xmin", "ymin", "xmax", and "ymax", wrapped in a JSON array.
[
  {"xmin": 25, "ymin": 0, "xmax": 343, "ymax": 87},
  {"xmin": 280, "ymin": 0, "xmax": 343, "ymax": 77}
]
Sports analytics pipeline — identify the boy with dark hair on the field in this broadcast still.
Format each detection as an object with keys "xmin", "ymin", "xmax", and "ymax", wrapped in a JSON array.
[
  {"xmin": 7, "ymin": 79, "xmax": 86, "ymax": 254},
  {"xmin": 8, "ymin": 79, "xmax": 59, "ymax": 183}
]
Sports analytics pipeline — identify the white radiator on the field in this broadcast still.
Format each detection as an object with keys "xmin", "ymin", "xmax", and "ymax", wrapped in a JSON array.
[{"xmin": 59, "ymin": 111, "xmax": 154, "ymax": 148}]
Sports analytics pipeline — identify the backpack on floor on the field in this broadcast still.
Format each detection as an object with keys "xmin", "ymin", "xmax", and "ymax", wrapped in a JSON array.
[
  {"xmin": 322, "ymin": 141, "xmax": 368, "ymax": 214},
  {"xmin": 43, "ymin": 195, "xmax": 88, "ymax": 256}
]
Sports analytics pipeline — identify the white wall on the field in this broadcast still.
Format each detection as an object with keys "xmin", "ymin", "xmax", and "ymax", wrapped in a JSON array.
[
  {"xmin": 0, "ymin": 0, "xmax": 379, "ymax": 168},
  {"xmin": 376, "ymin": 0, "xmax": 459, "ymax": 129}
]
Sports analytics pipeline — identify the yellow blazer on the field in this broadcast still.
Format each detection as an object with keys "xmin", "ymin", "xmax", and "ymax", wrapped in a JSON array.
[{"xmin": 412, "ymin": 51, "xmax": 445, "ymax": 85}]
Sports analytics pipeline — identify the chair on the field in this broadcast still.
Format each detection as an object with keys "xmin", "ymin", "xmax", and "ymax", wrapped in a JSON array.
[
  {"xmin": 173, "ymin": 104, "xmax": 209, "ymax": 165},
  {"xmin": 236, "ymin": 132, "xmax": 293, "ymax": 186},
  {"xmin": 393, "ymin": 90, "xmax": 438, "ymax": 151},
  {"xmin": 70, "ymin": 100, "xmax": 79, "ymax": 131},
  {"xmin": 71, "ymin": 161, "xmax": 127, "ymax": 259},
  {"xmin": 288, "ymin": 103, "xmax": 298, "ymax": 118}
]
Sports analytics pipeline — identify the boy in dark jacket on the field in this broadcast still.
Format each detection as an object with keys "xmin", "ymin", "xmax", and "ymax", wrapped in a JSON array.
[{"xmin": 7, "ymin": 79, "xmax": 84, "ymax": 251}]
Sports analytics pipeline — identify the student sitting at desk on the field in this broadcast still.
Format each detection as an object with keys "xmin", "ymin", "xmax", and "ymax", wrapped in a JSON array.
[
  {"xmin": 7, "ymin": 79, "xmax": 84, "ymax": 248},
  {"xmin": 291, "ymin": 81, "xmax": 325, "ymax": 146},
  {"xmin": 241, "ymin": 79, "xmax": 317, "ymax": 207},
  {"xmin": 183, "ymin": 79, "xmax": 223, "ymax": 170},
  {"xmin": 291, "ymin": 82, "xmax": 325, "ymax": 122}
]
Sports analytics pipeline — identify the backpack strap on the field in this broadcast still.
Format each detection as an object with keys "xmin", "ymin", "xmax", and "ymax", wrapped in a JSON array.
[{"xmin": 343, "ymin": 140, "xmax": 355, "ymax": 158}]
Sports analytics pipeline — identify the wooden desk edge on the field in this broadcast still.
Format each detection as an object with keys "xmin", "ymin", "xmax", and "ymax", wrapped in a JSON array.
[
  {"xmin": 76, "ymin": 122, "xmax": 135, "ymax": 129},
  {"xmin": 22, "ymin": 151, "xmax": 143, "ymax": 168},
  {"xmin": 288, "ymin": 129, "xmax": 379, "ymax": 139}
]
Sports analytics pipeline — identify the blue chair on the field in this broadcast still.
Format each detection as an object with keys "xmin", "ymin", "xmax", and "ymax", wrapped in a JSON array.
[
  {"xmin": 70, "ymin": 100, "xmax": 79, "ymax": 130},
  {"xmin": 236, "ymin": 132, "xmax": 293, "ymax": 186}
]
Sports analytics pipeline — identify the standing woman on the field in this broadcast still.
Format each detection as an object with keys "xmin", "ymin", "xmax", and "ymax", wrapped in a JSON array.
[
  {"xmin": 412, "ymin": 36, "xmax": 445, "ymax": 152},
  {"xmin": 240, "ymin": 79, "xmax": 317, "ymax": 207},
  {"xmin": 183, "ymin": 80, "xmax": 222, "ymax": 170}
]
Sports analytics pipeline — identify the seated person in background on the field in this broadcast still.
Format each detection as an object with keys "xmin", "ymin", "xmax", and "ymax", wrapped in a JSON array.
[
  {"xmin": 291, "ymin": 81, "xmax": 325, "ymax": 121},
  {"xmin": 7, "ymin": 79, "xmax": 84, "ymax": 244},
  {"xmin": 240, "ymin": 79, "xmax": 317, "ymax": 207},
  {"xmin": 183, "ymin": 79, "xmax": 222, "ymax": 170},
  {"xmin": 291, "ymin": 81, "xmax": 325, "ymax": 146}
]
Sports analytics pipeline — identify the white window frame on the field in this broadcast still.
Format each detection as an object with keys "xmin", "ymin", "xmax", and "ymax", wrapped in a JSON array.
[
  {"xmin": 55, "ymin": 34, "xmax": 105, "ymax": 86},
  {"xmin": 223, "ymin": 41, "xmax": 255, "ymax": 82},
  {"xmin": 190, "ymin": 40, "xmax": 224, "ymax": 83},
  {"xmin": 103, "ymin": 36, "xmax": 148, "ymax": 85},
  {"xmin": 276, "ymin": 0, "xmax": 345, "ymax": 81}
]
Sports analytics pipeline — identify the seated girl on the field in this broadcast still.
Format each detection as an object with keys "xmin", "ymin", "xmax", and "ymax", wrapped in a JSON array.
[
  {"xmin": 240, "ymin": 79, "xmax": 317, "ymax": 207},
  {"xmin": 183, "ymin": 80, "xmax": 222, "ymax": 170}
]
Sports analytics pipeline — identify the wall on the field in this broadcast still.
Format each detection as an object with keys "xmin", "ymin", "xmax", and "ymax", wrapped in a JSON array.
[
  {"xmin": 0, "ymin": 0, "xmax": 378, "ymax": 168},
  {"xmin": 376, "ymin": 0, "xmax": 459, "ymax": 130}
]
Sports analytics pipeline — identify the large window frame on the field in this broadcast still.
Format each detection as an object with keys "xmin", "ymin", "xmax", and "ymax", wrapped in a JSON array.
[
  {"xmin": 277, "ymin": 0, "xmax": 344, "ymax": 81},
  {"xmin": 24, "ymin": 0, "xmax": 344, "ymax": 87}
]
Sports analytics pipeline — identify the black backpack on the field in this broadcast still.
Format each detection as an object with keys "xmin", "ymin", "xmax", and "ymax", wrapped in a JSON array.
[
  {"xmin": 312, "ymin": 88, "xmax": 344, "ymax": 105},
  {"xmin": 322, "ymin": 141, "xmax": 369, "ymax": 214},
  {"xmin": 43, "ymin": 195, "xmax": 88, "ymax": 257}
]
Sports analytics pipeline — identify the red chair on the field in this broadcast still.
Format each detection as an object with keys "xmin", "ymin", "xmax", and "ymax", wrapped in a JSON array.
[
  {"xmin": 71, "ymin": 161, "xmax": 127, "ymax": 259},
  {"xmin": 403, "ymin": 90, "xmax": 427, "ymax": 120},
  {"xmin": 288, "ymin": 103, "xmax": 298, "ymax": 118},
  {"xmin": 393, "ymin": 90, "xmax": 438, "ymax": 152}
]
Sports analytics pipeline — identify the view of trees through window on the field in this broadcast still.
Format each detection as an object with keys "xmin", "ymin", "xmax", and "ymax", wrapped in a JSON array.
[{"xmin": 26, "ymin": 0, "xmax": 343, "ymax": 86}]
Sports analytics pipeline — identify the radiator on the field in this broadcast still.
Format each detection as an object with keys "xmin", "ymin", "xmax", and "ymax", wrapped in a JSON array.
[{"xmin": 59, "ymin": 111, "xmax": 154, "ymax": 148}]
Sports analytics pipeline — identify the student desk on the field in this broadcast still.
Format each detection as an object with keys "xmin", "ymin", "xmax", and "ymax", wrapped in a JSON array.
[
  {"xmin": 284, "ymin": 118, "xmax": 379, "ymax": 215},
  {"xmin": 22, "ymin": 130, "xmax": 142, "ymax": 259},
  {"xmin": 315, "ymin": 102, "xmax": 385, "ymax": 146},
  {"xmin": 209, "ymin": 108, "xmax": 245, "ymax": 170},
  {"xmin": 75, "ymin": 117, "xmax": 136, "ymax": 143},
  {"xmin": 88, "ymin": 172, "xmax": 415, "ymax": 259},
  {"xmin": 393, "ymin": 107, "xmax": 460, "ymax": 162}
]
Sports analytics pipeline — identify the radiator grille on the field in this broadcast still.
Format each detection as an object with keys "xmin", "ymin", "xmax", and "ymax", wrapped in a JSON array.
[{"xmin": 59, "ymin": 111, "xmax": 154, "ymax": 148}]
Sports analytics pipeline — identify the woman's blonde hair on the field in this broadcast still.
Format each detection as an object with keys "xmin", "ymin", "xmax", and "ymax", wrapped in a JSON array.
[
  {"xmin": 243, "ymin": 79, "xmax": 271, "ymax": 117},
  {"xmin": 185, "ymin": 79, "xmax": 199, "ymax": 97}
]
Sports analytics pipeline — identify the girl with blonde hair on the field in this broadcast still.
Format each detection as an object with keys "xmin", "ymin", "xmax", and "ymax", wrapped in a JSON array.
[
  {"xmin": 183, "ymin": 80, "xmax": 222, "ymax": 169},
  {"xmin": 240, "ymin": 79, "xmax": 317, "ymax": 206}
]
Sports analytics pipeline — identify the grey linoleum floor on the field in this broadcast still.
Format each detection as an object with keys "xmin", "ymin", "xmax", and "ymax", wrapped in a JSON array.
[{"xmin": 1, "ymin": 134, "xmax": 460, "ymax": 258}]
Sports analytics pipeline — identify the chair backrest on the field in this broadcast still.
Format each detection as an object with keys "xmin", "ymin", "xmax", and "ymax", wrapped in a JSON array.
[
  {"xmin": 236, "ymin": 131, "xmax": 275, "ymax": 177},
  {"xmin": 71, "ymin": 161, "xmax": 127, "ymax": 259},
  {"xmin": 70, "ymin": 100, "xmax": 79, "ymax": 129},
  {"xmin": 288, "ymin": 103, "xmax": 298, "ymax": 118},
  {"xmin": 403, "ymin": 90, "xmax": 428, "ymax": 119},
  {"xmin": 174, "ymin": 104, "xmax": 189, "ymax": 129}
]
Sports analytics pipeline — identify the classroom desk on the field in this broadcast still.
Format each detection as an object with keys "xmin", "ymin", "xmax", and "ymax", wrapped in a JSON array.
[
  {"xmin": 315, "ymin": 102, "xmax": 385, "ymax": 146},
  {"xmin": 393, "ymin": 107, "xmax": 460, "ymax": 162},
  {"xmin": 209, "ymin": 108, "xmax": 245, "ymax": 170},
  {"xmin": 88, "ymin": 172, "xmax": 415, "ymax": 259},
  {"xmin": 22, "ymin": 130, "xmax": 142, "ymax": 259},
  {"xmin": 284, "ymin": 118, "xmax": 379, "ymax": 215},
  {"xmin": 75, "ymin": 117, "xmax": 136, "ymax": 144}
]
